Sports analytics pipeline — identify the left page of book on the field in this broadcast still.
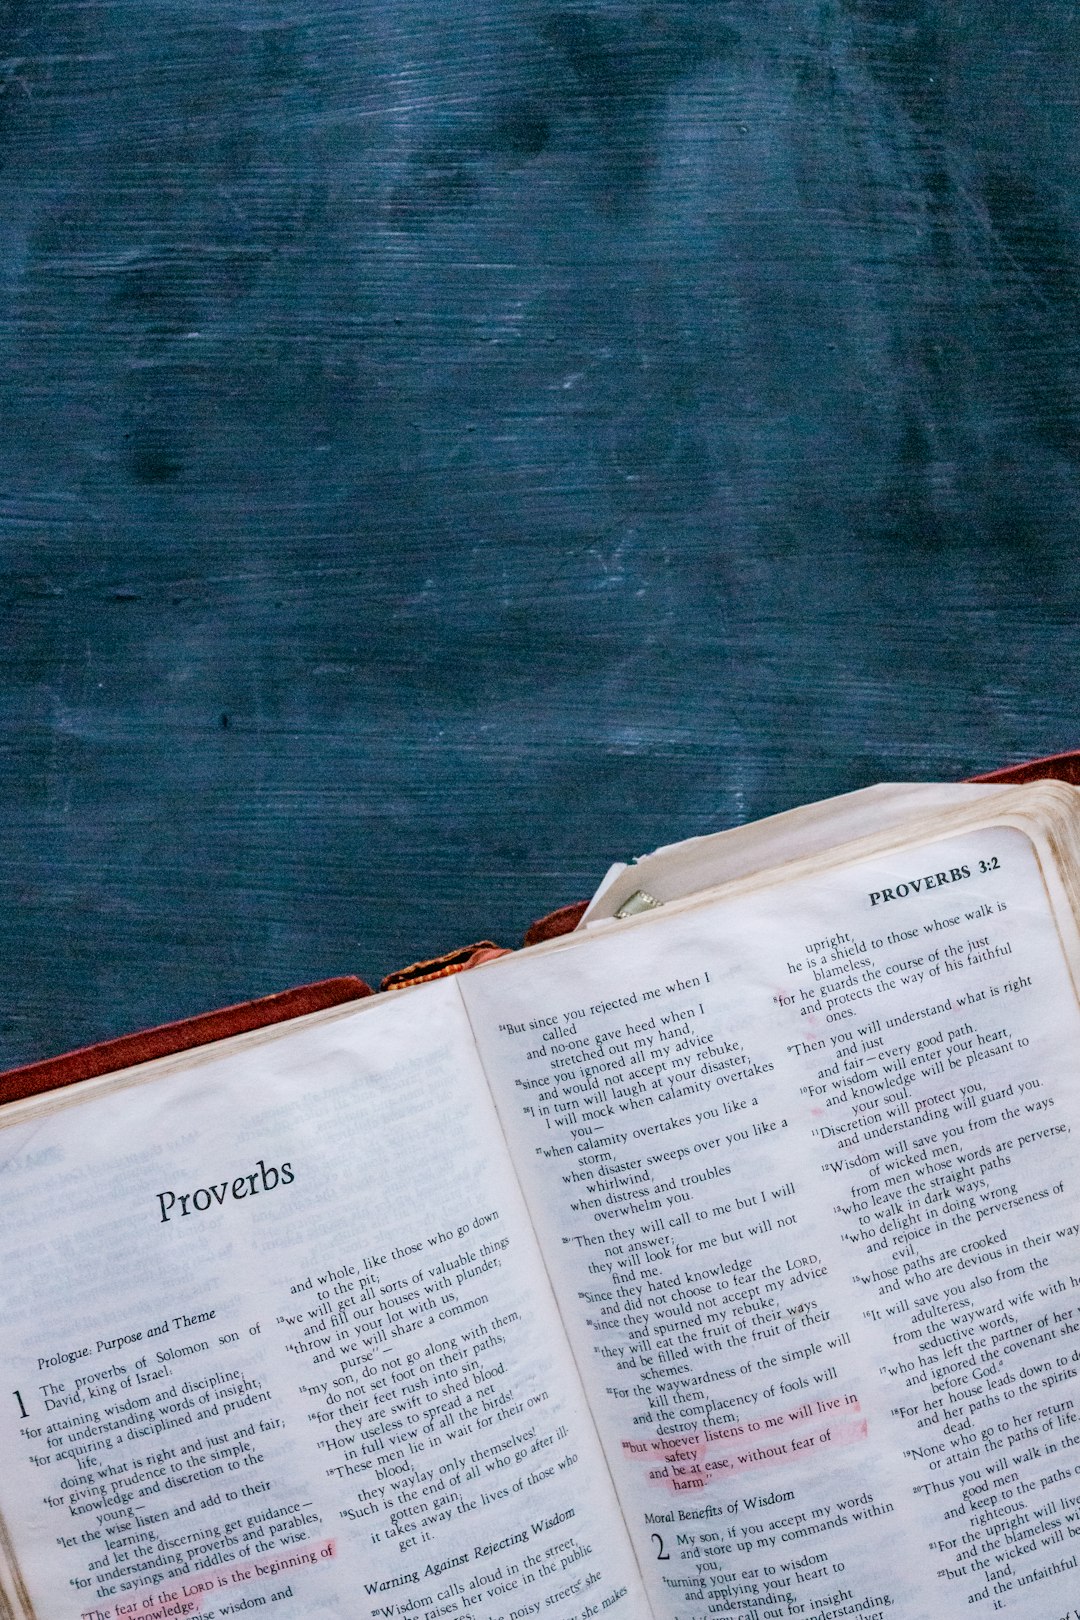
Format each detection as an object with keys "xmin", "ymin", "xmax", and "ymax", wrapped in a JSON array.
[{"xmin": 0, "ymin": 982, "xmax": 647, "ymax": 1620}]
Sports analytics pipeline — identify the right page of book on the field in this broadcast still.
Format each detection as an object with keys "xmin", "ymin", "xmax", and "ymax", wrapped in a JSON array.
[{"xmin": 463, "ymin": 823, "xmax": 1080, "ymax": 1620}]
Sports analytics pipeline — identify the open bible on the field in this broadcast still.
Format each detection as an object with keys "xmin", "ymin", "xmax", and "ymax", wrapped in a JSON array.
[{"xmin": 4, "ymin": 779, "xmax": 1080, "ymax": 1620}]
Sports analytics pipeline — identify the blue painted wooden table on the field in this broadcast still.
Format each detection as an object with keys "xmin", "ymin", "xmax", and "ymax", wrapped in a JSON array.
[{"xmin": 1, "ymin": 1, "xmax": 1078, "ymax": 1065}]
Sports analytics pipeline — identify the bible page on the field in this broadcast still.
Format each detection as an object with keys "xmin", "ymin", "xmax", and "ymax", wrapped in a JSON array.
[
  {"xmin": 0, "ymin": 982, "xmax": 646, "ymax": 1620},
  {"xmin": 463, "ymin": 825, "xmax": 1080, "ymax": 1620}
]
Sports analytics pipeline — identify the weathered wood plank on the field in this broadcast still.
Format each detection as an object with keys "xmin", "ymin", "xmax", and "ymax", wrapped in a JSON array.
[{"xmin": 1, "ymin": 1, "xmax": 1078, "ymax": 1063}]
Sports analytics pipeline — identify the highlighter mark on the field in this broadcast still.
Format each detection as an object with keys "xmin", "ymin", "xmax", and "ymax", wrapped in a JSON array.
[{"xmin": 622, "ymin": 1400, "xmax": 866, "ymax": 1491}]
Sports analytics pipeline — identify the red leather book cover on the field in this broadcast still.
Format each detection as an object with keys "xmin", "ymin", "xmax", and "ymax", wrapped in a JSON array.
[
  {"xmin": 0, "ymin": 977, "xmax": 373, "ymax": 1109},
  {"xmin": 969, "ymin": 748, "xmax": 1080, "ymax": 788}
]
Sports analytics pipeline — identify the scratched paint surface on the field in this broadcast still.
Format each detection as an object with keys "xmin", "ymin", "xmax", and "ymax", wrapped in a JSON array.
[{"xmin": 1, "ymin": 1, "xmax": 1078, "ymax": 1064}]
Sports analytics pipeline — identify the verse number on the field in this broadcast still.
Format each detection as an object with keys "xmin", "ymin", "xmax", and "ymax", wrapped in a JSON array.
[
  {"xmin": 13, "ymin": 1391, "xmax": 27, "ymax": 1419},
  {"xmin": 651, "ymin": 1533, "xmax": 670, "ymax": 1561},
  {"xmin": 979, "ymin": 856, "xmax": 1000, "ymax": 874}
]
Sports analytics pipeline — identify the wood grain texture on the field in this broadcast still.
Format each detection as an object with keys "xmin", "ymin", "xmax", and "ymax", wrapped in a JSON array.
[{"xmin": 1, "ymin": 0, "xmax": 1078, "ymax": 1065}]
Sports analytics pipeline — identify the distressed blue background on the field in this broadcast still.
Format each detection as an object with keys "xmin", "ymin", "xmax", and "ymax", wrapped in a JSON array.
[{"xmin": 2, "ymin": 1, "xmax": 1078, "ymax": 1064}]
